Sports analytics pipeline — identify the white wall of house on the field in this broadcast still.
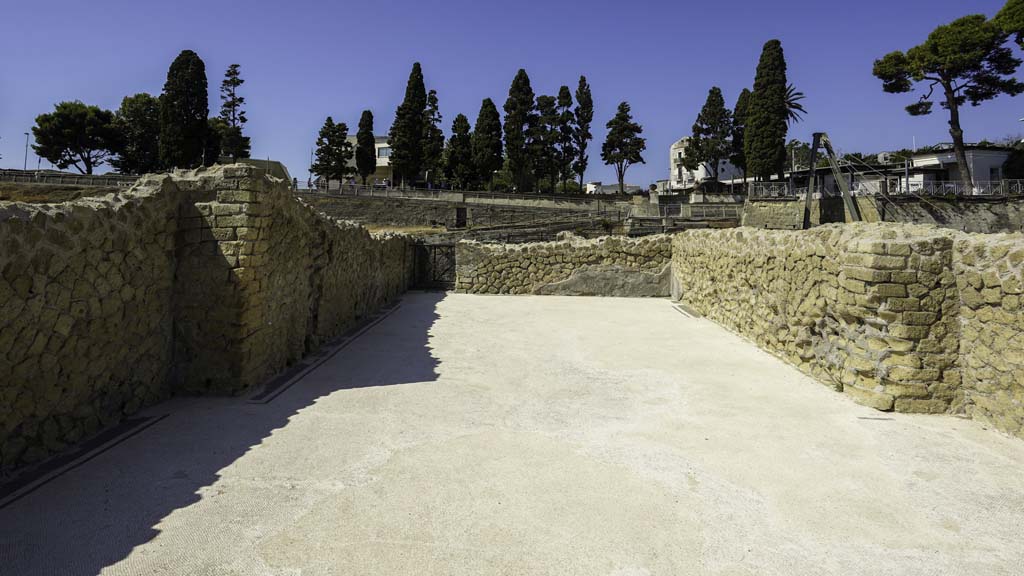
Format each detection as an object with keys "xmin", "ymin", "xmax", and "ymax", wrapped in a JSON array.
[
  {"xmin": 669, "ymin": 137, "xmax": 744, "ymax": 190},
  {"xmin": 910, "ymin": 148, "xmax": 1010, "ymax": 183}
]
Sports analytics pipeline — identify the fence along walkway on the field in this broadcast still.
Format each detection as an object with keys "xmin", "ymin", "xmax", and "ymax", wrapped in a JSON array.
[
  {"xmin": 749, "ymin": 179, "xmax": 1024, "ymax": 200},
  {"xmin": 0, "ymin": 169, "xmax": 139, "ymax": 188}
]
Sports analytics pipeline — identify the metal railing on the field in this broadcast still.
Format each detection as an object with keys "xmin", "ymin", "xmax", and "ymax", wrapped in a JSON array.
[
  {"xmin": 656, "ymin": 203, "xmax": 743, "ymax": 220},
  {"xmin": 297, "ymin": 183, "xmax": 628, "ymax": 214},
  {"xmin": 750, "ymin": 179, "xmax": 1024, "ymax": 199},
  {"xmin": 0, "ymin": 169, "xmax": 139, "ymax": 188}
]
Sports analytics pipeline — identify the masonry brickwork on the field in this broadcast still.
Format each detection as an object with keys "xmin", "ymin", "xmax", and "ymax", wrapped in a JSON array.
[
  {"xmin": 0, "ymin": 166, "xmax": 413, "ymax": 473},
  {"xmin": 672, "ymin": 223, "xmax": 1024, "ymax": 437},
  {"xmin": 455, "ymin": 234, "xmax": 672, "ymax": 296},
  {"xmin": 742, "ymin": 197, "xmax": 1024, "ymax": 233}
]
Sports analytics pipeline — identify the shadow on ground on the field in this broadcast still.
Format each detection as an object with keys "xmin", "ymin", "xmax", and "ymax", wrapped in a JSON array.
[{"xmin": 0, "ymin": 291, "xmax": 445, "ymax": 576}]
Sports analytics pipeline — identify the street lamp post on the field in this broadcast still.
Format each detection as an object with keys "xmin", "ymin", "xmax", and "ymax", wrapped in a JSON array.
[{"xmin": 23, "ymin": 132, "xmax": 30, "ymax": 171}]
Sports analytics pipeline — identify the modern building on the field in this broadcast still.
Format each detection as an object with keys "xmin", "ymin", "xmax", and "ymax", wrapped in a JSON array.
[
  {"xmin": 345, "ymin": 135, "xmax": 393, "ymax": 185},
  {"xmin": 669, "ymin": 137, "xmax": 744, "ymax": 191},
  {"xmin": 585, "ymin": 181, "xmax": 643, "ymax": 195}
]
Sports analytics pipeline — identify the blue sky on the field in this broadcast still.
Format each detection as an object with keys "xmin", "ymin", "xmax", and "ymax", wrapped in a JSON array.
[{"xmin": 0, "ymin": 0, "xmax": 1020, "ymax": 185}]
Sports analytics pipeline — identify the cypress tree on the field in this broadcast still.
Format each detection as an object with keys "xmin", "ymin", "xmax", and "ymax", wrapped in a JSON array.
[
  {"xmin": 471, "ymin": 98, "xmax": 503, "ymax": 190},
  {"xmin": 573, "ymin": 76, "xmax": 594, "ymax": 192},
  {"xmin": 730, "ymin": 88, "xmax": 752, "ymax": 183},
  {"xmin": 683, "ymin": 86, "xmax": 732, "ymax": 182},
  {"xmin": 530, "ymin": 95, "xmax": 559, "ymax": 193},
  {"xmin": 443, "ymin": 114, "xmax": 475, "ymax": 190},
  {"xmin": 355, "ymin": 110, "xmax": 376, "ymax": 185},
  {"xmin": 744, "ymin": 40, "xmax": 789, "ymax": 181},
  {"xmin": 422, "ymin": 89, "xmax": 445, "ymax": 186},
  {"xmin": 388, "ymin": 62, "xmax": 427, "ymax": 187},
  {"xmin": 159, "ymin": 50, "xmax": 209, "ymax": 169},
  {"xmin": 503, "ymin": 69, "xmax": 537, "ymax": 192},
  {"xmin": 556, "ymin": 86, "xmax": 577, "ymax": 192}
]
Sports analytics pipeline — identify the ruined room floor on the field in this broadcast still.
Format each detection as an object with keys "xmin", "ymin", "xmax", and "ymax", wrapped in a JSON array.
[{"xmin": 2, "ymin": 293, "xmax": 1023, "ymax": 576}]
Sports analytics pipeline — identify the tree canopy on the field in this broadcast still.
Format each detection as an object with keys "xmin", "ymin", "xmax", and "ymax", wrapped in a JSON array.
[
  {"xmin": 218, "ymin": 64, "xmax": 250, "ymax": 159},
  {"xmin": 573, "ymin": 76, "xmax": 594, "ymax": 192},
  {"xmin": 730, "ymin": 88, "xmax": 752, "ymax": 181},
  {"xmin": 556, "ymin": 86, "xmax": 577, "ymax": 192},
  {"xmin": 471, "ymin": 98, "xmax": 503, "ymax": 190},
  {"xmin": 531, "ymin": 94, "xmax": 560, "ymax": 192},
  {"xmin": 996, "ymin": 0, "xmax": 1024, "ymax": 48},
  {"xmin": 355, "ymin": 110, "xmax": 376, "ymax": 185},
  {"xmin": 601, "ymin": 101, "xmax": 646, "ymax": 194},
  {"xmin": 159, "ymin": 49, "xmax": 209, "ymax": 169},
  {"xmin": 684, "ymin": 86, "xmax": 732, "ymax": 182},
  {"xmin": 444, "ymin": 114, "xmax": 475, "ymax": 190},
  {"xmin": 311, "ymin": 117, "xmax": 353, "ymax": 185},
  {"xmin": 504, "ymin": 69, "xmax": 537, "ymax": 192},
  {"xmin": 111, "ymin": 93, "xmax": 161, "ymax": 175},
  {"xmin": 32, "ymin": 101, "xmax": 119, "ymax": 174},
  {"xmin": 388, "ymin": 62, "xmax": 427, "ymax": 186},
  {"xmin": 873, "ymin": 13, "xmax": 1023, "ymax": 187},
  {"xmin": 422, "ymin": 89, "xmax": 445, "ymax": 186},
  {"xmin": 744, "ymin": 40, "xmax": 789, "ymax": 181}
]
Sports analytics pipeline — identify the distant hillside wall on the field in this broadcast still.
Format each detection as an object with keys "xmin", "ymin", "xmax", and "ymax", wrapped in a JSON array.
[
  {"xmin": 455, "ymin": 234, "xmax": 672, "ymax": 296},
  {"xmin": 0, "ymin": 166, "xmax": 413, "ymax": 472},
  {"xmin": 742, "ymin": 196, "xmax": 1024, "ymax": 233},
  {"xmin": 672, "ymin": 223, "xmax": 1024, "ymax": 438}
]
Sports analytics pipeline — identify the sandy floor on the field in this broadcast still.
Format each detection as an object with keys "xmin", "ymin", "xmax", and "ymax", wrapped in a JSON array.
[{"xmin": 1, "ymin": 292, "xmax": 1023, "ymax": 576}]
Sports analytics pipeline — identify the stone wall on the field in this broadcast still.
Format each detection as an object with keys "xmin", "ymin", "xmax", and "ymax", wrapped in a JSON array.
[
  {"xmin": 672, "ymin": 223, "xmax": 1024, "ymax": 438},
  {"xmin": 953, "ymin": 233, "xmax": 1024, "ymax": 436},
  {"xmin": 455, "ymin": 234, "xmax": 672, "ymax": 296},
  {"xmin": 1, "ymin": 177, "xmax": 179, "ymax": 468},
  {"xmin": 743, "ymin": 197, "xmax": 1024, "ymax": 233},
  {"xmin": 0, "ymin": 166, "xmax": 413, "ymax": 472},
  {"xmin": 301, "ymin": 194, "xmax": 627, "ymax": 230}
]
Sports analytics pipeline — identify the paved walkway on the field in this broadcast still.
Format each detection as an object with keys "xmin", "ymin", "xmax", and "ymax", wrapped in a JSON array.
[{"xmin": 2, "ymin": 293, "xmax": 1023, "ymax": 575}]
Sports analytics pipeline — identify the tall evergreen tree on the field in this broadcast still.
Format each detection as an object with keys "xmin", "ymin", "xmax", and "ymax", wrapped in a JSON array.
[
  {"xmin": 422, "ymin": 89, "xmax": 445, "ymax": 186},
  {"xmin": 443, "ymin": 114, "xmax": 475, "ymax": 189},
  {"xmin": 573, "ymin": 76, "xmax": 594, "ymax": 192},
  {"xmin": 159, "ymin": 49, "xmax": 209, "ymax": 169},
  {"xmin": 601, "ymin": 102, "xmax": 646, "ymax": 194},
  {"xmin": 531, "ymin": 95, "xmax": 560, "ymax": 193},
  {"xmin": 683, "ymin": 86, "xmax": 732, "ymax": 182},
  {"xmin": 355, "ymin": 110, "xmax": 376, "ymax": 185},
  {"xmin": 311, "ymin": 117, "xmax": 353, "ymax": 188},
  {"xmin": 111, "ymin": 93, "xmax": 162, "ymax": 175},
  {"xmin": 556, "ymin": 86, "xmax": 577, "ymax": 192},
  {"xmin": 503, "ymin": 69, "xmax": 537, "ymax": 192},
  {"xmin": 874, "ymin": 14, "xmax": 1023, "ymax": 189},
  {"xmin": 471, "ymin": 98, "xmax": 503, "ymax": 190},
  {"xmin": 730, "ymin": 88, "xmax": 752, "ymax": 183},
  {"xmin": 218, "ymin": 63, "xmax": 250, "ymax": 159},
  {"xmin": 744, "ymin": 40, "xmax": 789, "ymax": 181},
  {"xmin": 388, "ymin": 62, "xmax": 427, "ymax": 187}
]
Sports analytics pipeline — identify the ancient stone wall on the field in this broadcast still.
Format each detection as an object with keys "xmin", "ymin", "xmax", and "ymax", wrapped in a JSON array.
[
  {"xmin": 301, "ymin": 194, "xmax": 625, "ymax": 230},
  {"xmin": 673, "ymin": 223, "xmax": 1024, "ymax": 438},
  {"xmin": 0, "ymin": 166, "xmax": 413, "ymax": 472},
  {"xmin": 953, "ymin": 233, "xmax": 1024, "ymax": 436},
  {"xmin": 743, "ymin": 197, "xmax": 1024, "ymax": 233},
  {"xmin": 455, "ymin": 234, "xmax": 671, "ymax": 296},
  {"xmin": 1, "ymin": 177, "xmax": 180, "ymax": 469}
]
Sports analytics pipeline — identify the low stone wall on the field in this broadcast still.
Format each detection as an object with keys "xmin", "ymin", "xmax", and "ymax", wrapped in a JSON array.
[
  {"xmin": 743, "ymin": 197, "xmax": 1024, "ymax": 233},
  {"xmin": 455, "ymin": 234, "xmax": 671, "ymax": 296},
  {"xmin": 954, "ymin": 233, "xmax": 1024, "ymax": 436},
  {"xmin": 301, "ymin": 194, "xmax": 627, "ymax": 230},
  {"xmin": 0, "ymin": 166, "xmax": 413, "ymax": 472},
  {"xmin": 672, "ymin": 223, "xmax": 1024, "ymax": 438}
]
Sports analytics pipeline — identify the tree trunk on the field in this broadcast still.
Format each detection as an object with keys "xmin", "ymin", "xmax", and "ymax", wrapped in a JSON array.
[{"xmin": 944, "ymin": 83, "xmax": 973, "ymax": 192}]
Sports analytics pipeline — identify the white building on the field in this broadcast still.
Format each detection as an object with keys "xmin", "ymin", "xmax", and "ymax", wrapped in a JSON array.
[
  {"xmin": 669, "ymin": 137, "xmax": 744, "ymax": 191},
  {"xmin": 585, "ymin": 181, "xmax": 643, "ymax": 195}
]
